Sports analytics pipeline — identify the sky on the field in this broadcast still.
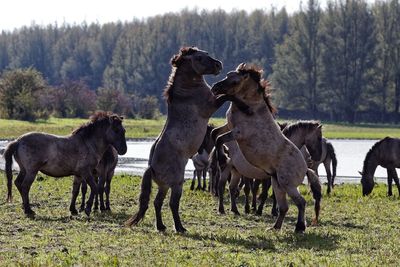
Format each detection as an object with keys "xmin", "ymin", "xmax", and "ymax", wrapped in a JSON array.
[{"xmin": 0, "ymin": 0, "xmax": 326, "ymax": 32}]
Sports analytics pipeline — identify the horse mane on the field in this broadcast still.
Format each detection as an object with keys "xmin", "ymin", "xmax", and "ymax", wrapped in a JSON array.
[
  {"xmin": 71, "ymin": 111, "xmax": 119, "ymax": 138},
  {"xmin": 282, "ymin": 121, "xmax": 320, "ymax": 137},
  {"xmin": 362, "ymin": 137, "xmax": 391, "ymax": 174},
  {"xmin": 236, "ymin": 64, "xmax": 277, "ymax": 115},
  {"xmin": 163, "ymin": 46, "xmax": 200, "ymax": 103}
]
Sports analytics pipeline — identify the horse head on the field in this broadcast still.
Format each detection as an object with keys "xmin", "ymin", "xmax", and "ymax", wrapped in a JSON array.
[
  {"xmin": 359, "ymin": 171, "xmax": 374, "ymax": 196},
  {"xmin": 105, "ymin": 114, "xmax": 127, "ymax": 155},
  {"xmin": 171, "ymin": 47, "xmax": 222, "ymax": 75}
]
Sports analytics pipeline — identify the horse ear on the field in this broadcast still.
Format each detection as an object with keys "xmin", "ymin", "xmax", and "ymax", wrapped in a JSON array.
[
  {"xmin": 236, "ymin": 63, "xmax": 245, "ymax": 71},
  {"xmin": 358, "ymin": 171, "xmax": 363, "ymax": 176},
  {"xmin": 317, "ymin": 125, "xmax": 322, "ymax": 129}
]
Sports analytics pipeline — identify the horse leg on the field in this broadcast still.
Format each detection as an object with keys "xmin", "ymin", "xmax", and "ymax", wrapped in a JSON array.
[
  {"xmin": 252, "ymin": 179, "xmax": 260, "ymax": 212},
  {"xmin": 154, "ymin": 185, "xmax": 169, "ymax": 231},
  {"xmin": 190, "ymin": 170, "xmax": 196, "ymax": 190},
  {"xmin": 256, "ymin": 177, "xmax": 272, "ymax": 216},
  {"xmin": 229, "ymin": 169, "xmax": 241, "ymax": 215},
  {"xmin": 84, "ymin": 175, "xmax": 98, "ymax": 217},
  {"xmin": 170, "ymin": 184, "xmax": 186, "ymax": 233},
  {"xmin": 98, "ymin": 175, "xmax": 107, "ymax": 212},
  {"xmin": 270, "ymin": 190, "xmax": 278, "ymax": 217},
  {"xmin": 196, "ymin": 169, "xmax": 202, "ymax": 190},
  {"xmin": 324, "ymin": 161, "xmax": 332, "ymax": 195},
  {"xmin": 69, "ymin": 176, "xmax": 81, "ymax": 215},
  {"xmin": 20, "ymin": 172, "xmax": 37, "ymax": 218},
  {"xmin": 202, "ymin": 168, "xmax": 207, "ymax": 191},
  {"xmin": 218, "ymin": 163, "xmax": 231, "ymax": 214},
  {"xmin": 79, "ymin": 179, "xmax": 88, "ymax": 212},
  {"xmin": 104, "ymin": 171, "xmax": 114, "ymax": 211},
  {"xmin": 391, "ymin": 169, "xmax": 400, "ymax": 197},
  {"xmin": 387, "ymin": 168, "xmax": 393, "ymax": 196},
  {"xmin": 243, "ymin": 178, "xmax": 251, "ymax": 214},
  {"xmin": 271, "ymin": 178, "xmax": 288, "ymax": 231},
  {"xmin": 286, "ymin": 186, "xmax": 307, "ymax": 233},
  {"xmin": 14, "ymin": 169, "xmax": 26, "ymax": 198},
  {"xmin": 94, "ymin": 177, "xmax": 100, "ymax": 212},
  {"xmin": 307, "ymin": 169, "xmax": 322, "ymax": 226}
]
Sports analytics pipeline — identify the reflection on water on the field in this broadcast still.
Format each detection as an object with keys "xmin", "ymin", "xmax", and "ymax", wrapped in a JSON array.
[{"xmin": 0, "ymin": 139, "xmax": 391, "ymax": 183}]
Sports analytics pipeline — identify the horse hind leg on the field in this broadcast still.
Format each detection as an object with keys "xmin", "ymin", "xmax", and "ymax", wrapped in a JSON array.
[
  {"xmin": 190, "ymin": 170, "xmax": 196, "ymax": 190},
  {"xmin": 243, "ymin": 178, "xmax": 252, "ymax": 214},
  {"xmin": 229, "ymin": 170, "xmax": 241, "ymax": 215},
  {"xmin": 324, "ymin": 161, "xmax": 332, "ymax": 195},
  {"xmin": 154, "ymin": 185, "xmax": 169, "ymax": 231},
  {"xmin": 270, "ymin": 178, "xmax": 289, "ymax": 231},
  {"xmin": 170, "ymin": 184, "xmax": 186, "ymax": 233},
  {"xmin": 286, "ymin": 185, "xmax": 307, "ymax": 233},
  {"xmin": 307, "ymin": 169, "xmax": 322, "ymax": 226},
  {"xmin": 387, "ymin": 168, "xmax": 393, "ymax": 196},
  {"xmin": 79, "ymin": 179, "xmax": 88, "ymax": 212},
  {"xmin": 202, "ymin": 168, "xmax": 207, "ymax": 191},
  {"xmin": 20, "ymin": 171, "xmax": 38, "ymax": 218},
  {"xmin": 256, "ymin": 177, "xmax": 272, "ymax": 216},
  {"xmin": 104, "ymin": 171, "xmax": 114, "ymax": 211}
]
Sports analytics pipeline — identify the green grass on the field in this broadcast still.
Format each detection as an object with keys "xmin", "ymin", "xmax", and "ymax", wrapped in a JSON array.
[
  {"xmin": 0, "ymin": 117, "xmax": 400, "ymax": 140},
  {"xmin": 0, "ymin": 173, "xmax": 399, "ymax": 266}
]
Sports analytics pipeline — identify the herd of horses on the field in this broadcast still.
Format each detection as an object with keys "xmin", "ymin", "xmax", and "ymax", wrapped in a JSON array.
[{"xmin": 2, "ymin": 47, "xmax": 400, "ymax": 233}]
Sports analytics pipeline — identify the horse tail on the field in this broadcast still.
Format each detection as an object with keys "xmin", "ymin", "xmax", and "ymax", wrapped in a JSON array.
[
  {"xmin": 125, "ymin": 166, "xmax": 153, "ymax": 227},
  {"xmin": 327, "ymin": 142, "xmax": 337, "ymax": 181},
  {"xmin": 306, "ymin": 168, "xmax": 322, "ymax": 226},
  {"xmin": 3, "ymin": 140, "xmax": 19, "ymax": 203}
]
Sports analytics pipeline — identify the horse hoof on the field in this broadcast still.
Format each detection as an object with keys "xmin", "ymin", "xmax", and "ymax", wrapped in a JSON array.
[
  {"xmin": 157, "ymin": 224, "xmax": 167, "ymax": 232},
  {"xmin": 218, "ymin": 208, "xmax": 225, "ymax": 215},
  {"xmin": 311, "ymin": 218, "xmax": 318, "ymax": 226},
  {"xmin": 79, "ymin": 206, "xmax": 85, "ymax": 213},
  {"xmin": 244, "ymin": 207, "xmax": 250, "ymax": 214},
  {"xmin": 84, "ymin": 209, "xmax": 91, "ymax": 217},
  {"xmin": 70, "ymin": 209, "xmax": 78, "ymax": 216},
  {"xmin": 190, "ymin": 185, "xmax": 195, "ymax": 191},
  {"xmin": 255, "ymin": 210, "xmax": 262, "ymax": 216},
  {"xmin": 175, "ymin": 226, "xmax": 187, "ymax": 233},
  {"xmin": 295, "ymin": 222, "xmax": 306, "ymax": 233},
  {"xmin": 232, "ymin": 210, "xmax": 240, "ymax": 216},
  {"xmin": 25, "ymin": 210, "xmax": 36, "ymax": 219}
]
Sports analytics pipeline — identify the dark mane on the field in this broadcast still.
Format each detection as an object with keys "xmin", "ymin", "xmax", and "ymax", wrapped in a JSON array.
[
  {"xmin": 237, "ymin": 64, "xmax": 277, "ymax": 115},
  {"xmin": 72, "ymin": 111, "xmax": 118, "ymax": 138},
  {"xmin": 163, "ymin": 46, "xmax": 200, "ymax": 103},
  {"xmin": 362, "ymin": 137, "xmax": 391, "ymax": 174},
  {"xmin": 282, "ymin": 121, "xmax": 320, "ymax": 137}
]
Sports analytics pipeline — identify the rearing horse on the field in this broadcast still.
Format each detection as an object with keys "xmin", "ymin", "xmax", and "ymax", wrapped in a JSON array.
[
  {"xmin": 212, "ymin": 64, "xmax": 321, "ymax": 232},
  {"xmin": 125, "ymin": 47, "xmax": 252, "ymax": 232}
]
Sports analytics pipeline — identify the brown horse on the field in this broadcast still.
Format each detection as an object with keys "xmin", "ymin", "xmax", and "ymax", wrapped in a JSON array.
[
  {"xmin": 212, "ymin": 63, "xmax": 321, "ymax": 232},
  {"xmin": 125, "ymin": 47, "xmax": 252, "ymax": 233},
  {"xmin": 4, "ymin": 111, "xmax": 127, "ymax": 217},
  {"xmin": 360, "ymin": 137, "xmax": 400, "ymax": 196},
  {"xmin": 69, "ymin": 146, "xmax": 118, "ymax": 214},
  {"xmin": 190, "ymin": 124, "xmax": 215, "ymax": 191}
]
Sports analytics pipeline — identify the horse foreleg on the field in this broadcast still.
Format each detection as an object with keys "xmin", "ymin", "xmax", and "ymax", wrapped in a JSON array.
[
  {"xmin": 190, "ymin": 170, "xmax": 196, "ymax": 190},
  {"xmin": 84, "ymin": 175, "xmax": 98, "ymax": 217},
  {"xmin": 271, "ymin": 177, "xmax": 289, "ymax": 231},
  {"xmin": 324, "ymin": 161, "xmax": 332, "ymax": 195},
  {"xmin": 196, "ymin": 169, "xmax": 202, "ymax": 190},
  {"xmin": 252, "ymin": 179, "xmax": 260, "ymax": 212},
  {"xmin": 391, "ymin": 169, "xmax": 400, "ymax": 197},
  {"xmin": 218, "ymin": 163, "xmax": 231, "ymax": 214},
  {"xmin": 80, "ymin": 179, "xmax": 88, "ymax": 212},
  {"xmin": 69, "ymin": 176, "xmax": 81, "ymax": 215},
  {"xmin": 214, "ymin": 95, "xmax": 252, "ymax": 115},
  {"xmin": 210, "ymin": 123, "xmax": 229, "ymax": 144},
  {"xmin": 105, "ymin": 171, "xmax": 114, "ymax": 211},
  {"xmin": 202, "ymin": 168, "xmax": 207, "ymax": 191},
  {"xmin": 97, "ymin": 175, "xmax": 106, "ymax": 212},
  {"xmin": 170, "ymin": 184, "xmax": 186, "ymax": 233},
  {"xmin": 256, "ymin": 177, "xmax": 272, "ymax": 216},
  {"xmin": 243, "ymin": 178, "xmax": 252, "ymax": 214}
]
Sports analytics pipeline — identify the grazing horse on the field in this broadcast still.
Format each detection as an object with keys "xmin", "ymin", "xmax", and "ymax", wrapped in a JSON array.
[
  {"xmin": 212, "ymin": 63, "xmax": 321, "ymax": 232},
  {"xmin": 69, "ymin": 146, "xmax": 118, "ymax": 214},
  {"xmin": 3, "ymin": 112, "xmax": 127, "ymax": 217},
  {"xmin": 125, "ymin": 47, "xmax": 252, "ymax": 233},
  {"xmin": 360, "ymin": 137, "xmax": 400, "ymax": 196},
  {"xmin": 190, "ymin": 125, "xmax": 215, "ymax": 191},
  {"xmin": 303, "ymin": 138, "xmax": 337, "ymax": 195}
]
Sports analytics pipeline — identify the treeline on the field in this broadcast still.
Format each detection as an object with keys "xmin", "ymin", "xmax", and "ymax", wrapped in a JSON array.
[{"xmin": 0, "ymin": 0, "xmax": 399, "ymax": 122}]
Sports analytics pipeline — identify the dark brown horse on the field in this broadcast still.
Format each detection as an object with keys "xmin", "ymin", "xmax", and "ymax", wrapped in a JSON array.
[
  {"xmin": 125, "ymin": 47, "xmax": 251, "ymax": 233},
  {"xmin": 69, "ymin": 146, "xmax": 118, "ymax": 214},
  {"xmin": 360, "ymin": 137, "xmax": 400, "ymax": 196},
  {"xmin": 4, "ymin": 112, "xmax": 127, "ymax": 217}
]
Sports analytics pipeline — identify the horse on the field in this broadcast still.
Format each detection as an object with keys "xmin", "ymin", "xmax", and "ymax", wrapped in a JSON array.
[
  {"xmin": 360, "ymin": 137, "xmax": 400, "ymax": 196},
  {"xmin": 211, "ymin": 63, "xmax": 322, "ymax": 232},
  {"xmin": 69, "ymin": 146, "xmax": 118, "ymax": 214},
  {"xmin": 302, "ymin": 137, "xmax": 337, "ymax": 195},
  {"xmin": 248, "ymin": 121, "xmax": 323, "ymax": 216},
  {"xmin": 190, "ymin": 124, "xmax": 215, "ymax": 191},
  {"xmin": 125, "ymin": 47, "xmax": 252, "ymax": 233},
  {"xmin": 3, "ymin": 111, "xmax": 127, "ymax": 218}
]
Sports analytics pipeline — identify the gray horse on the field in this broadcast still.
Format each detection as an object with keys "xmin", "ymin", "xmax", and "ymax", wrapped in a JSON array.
[
  {"xmin": 360, "ymin": 137, "xmax": 400, "ymax": 196},
  {"xmin": 212, "ymin": 64, "xmax": 321, "ymax": 232},
  {"xmin": 125, "ymin": 47, "xmax": 251, "ymax": 233},
  {"xmin": 4, "ymin": 112, "xmax": 127, "ymax": 217},
  {"xmin": 69, "ymin": 146, "xmax": 118, "ymax": 215}
]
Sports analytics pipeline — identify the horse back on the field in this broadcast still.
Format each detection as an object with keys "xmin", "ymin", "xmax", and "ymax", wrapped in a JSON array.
[{"xmin": 377, "ymin": 137, "xmax": 400, "ymax": 168}]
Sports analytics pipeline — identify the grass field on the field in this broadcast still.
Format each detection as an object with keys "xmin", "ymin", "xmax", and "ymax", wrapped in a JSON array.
[
  {"xmin": 0, "ymin": 173, "xmax": 399, "ymax": 266},
  {"xmin": 0, "ymin": 117, "xmax": 400, "ymax": 140}
]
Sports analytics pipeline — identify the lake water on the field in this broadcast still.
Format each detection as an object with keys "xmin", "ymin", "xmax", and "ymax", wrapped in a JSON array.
[{"xmin": 0, "ymin": 139, "xmax": 390, "ymax": 183}]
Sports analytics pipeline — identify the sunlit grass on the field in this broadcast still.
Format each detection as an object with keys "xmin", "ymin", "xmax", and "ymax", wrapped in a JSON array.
[{"xmin": 0, "ymin": 173, "xmax": 399, "ymax": 266}]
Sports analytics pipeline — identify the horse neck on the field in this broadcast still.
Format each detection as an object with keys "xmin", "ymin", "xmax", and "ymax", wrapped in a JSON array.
[
  {"xmin": 171, "ymin": 66, "xmax": 207, "ymax": 98},
  {"xmin": 363, "ymin": 150, "xmax": 379, "ymax": 181},
  {"xmin": 285, "ymin": 127, "xmax": 306, "ymax": 149},
  {"xmin": 81, "ymin": 129, "xmax": 109, "ymax": 160}
]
